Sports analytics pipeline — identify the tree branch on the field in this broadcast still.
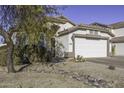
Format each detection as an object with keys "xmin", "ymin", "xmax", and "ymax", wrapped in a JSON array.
[
  {"xmin": 0, "ymin": 26, "xmax": 11, "ymax": 44},
  {"xmin": 7, "ymin": 27, "xmax": 18, "ymax": 36}
]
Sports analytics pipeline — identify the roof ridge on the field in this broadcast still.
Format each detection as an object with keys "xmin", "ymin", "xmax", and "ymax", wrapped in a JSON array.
[
  {"xmin": 109, "ymin": 21, "xmax": 124, "ymax": 25},
  {"xmin": 53, "ymin": 16, "xmax": 76, "ymax": 26},
  {"xmin": 58, "ymin": 25, "xmax": 115, "ymax": 37},
  {"xmin": 90, "ymin": 22, "xmax": 112, "ymax": 29},
  {"xmin": 109, "ymin": 21, "xmax": 124, "ymax": 29}
]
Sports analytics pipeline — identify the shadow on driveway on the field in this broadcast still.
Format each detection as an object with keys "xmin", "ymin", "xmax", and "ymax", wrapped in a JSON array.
[{"xmin": 87, "ymin": 56, "xmax": 124, "ymax": 68}]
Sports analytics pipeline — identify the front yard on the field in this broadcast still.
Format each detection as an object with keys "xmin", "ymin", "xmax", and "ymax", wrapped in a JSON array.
[{"xmin": 0, "ymin": 61, "xmax": 124, "ymax": 88}]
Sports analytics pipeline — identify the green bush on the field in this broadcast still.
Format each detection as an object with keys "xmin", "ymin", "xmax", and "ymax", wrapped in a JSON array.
[{"xmin": 75, "ymin": 55, "xmax": 86, "ymax": 62}]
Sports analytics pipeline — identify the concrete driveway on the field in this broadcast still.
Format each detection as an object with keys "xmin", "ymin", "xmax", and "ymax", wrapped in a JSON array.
[{"xmin": 87, "ymin": 56, "xmax": 124, "ymax": 68}]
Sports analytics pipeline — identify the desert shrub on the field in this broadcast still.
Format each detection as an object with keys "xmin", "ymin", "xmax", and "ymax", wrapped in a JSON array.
[
  {"xmin": 108, "ymin": 65, "xmax": 115, "ymax": 70},
  {"xmin": 112, "ymin": 45, "xmax": 116, "ymax": 56},
  {"xmin": 75, "ymin": 55, "xmax": 86, "ymax": 62}
]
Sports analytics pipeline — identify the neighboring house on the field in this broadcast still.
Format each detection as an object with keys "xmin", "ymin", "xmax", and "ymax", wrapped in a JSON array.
[
  {"xmin": 0, "ymin": 32, "xmax": 17, "ymax": 47},
  {"xmin": 0, "ymin": 36, "xmax": 4, "ymax": 44},
  {"xmin": 110, "ymin": 22, "xmax": 124, "ymax": 56},
  {"xmin": 0, "ymin": 43, "xmax": 7, "ymax": 47},
  {"xmin": 0, "ymin": 35, "xmax": 6, "ymax": 47}
]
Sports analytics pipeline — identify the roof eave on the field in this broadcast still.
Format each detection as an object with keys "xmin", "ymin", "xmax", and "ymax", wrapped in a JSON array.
[
  {"xmin": 58, "ymin": 25, "xmax": 115, "ymax": 37},
  {"xmin": 111, "ymin": 36, "xmax": 124, "ymax": 43}
]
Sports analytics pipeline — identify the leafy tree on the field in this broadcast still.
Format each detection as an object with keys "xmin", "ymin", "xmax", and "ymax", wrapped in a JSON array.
[{"xmin": 0, "ymin": 5, "xmax": 60, "ymax": 73}]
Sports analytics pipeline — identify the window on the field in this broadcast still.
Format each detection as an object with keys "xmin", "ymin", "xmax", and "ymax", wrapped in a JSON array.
[
  {"xmin": 89, "ymin": 31, "xmax": 98, "ymax": 35},
  {"xmin": 89, "ymin": 31, "xmax": 92, "ymax": 34},
  {"xmin": 94, "ymin": 31, "xmax": 98, "ymax": 35}
]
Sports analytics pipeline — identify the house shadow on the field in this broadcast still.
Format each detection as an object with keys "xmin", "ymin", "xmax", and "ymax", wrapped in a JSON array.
[{"xmin": 51, "ymin": 57, "xmax": 66, "ymax": 63}]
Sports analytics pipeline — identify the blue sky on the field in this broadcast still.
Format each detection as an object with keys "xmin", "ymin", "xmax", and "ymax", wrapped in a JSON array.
[
  {"xmin": 1, "ymin": 5, "xmax": 124, "ymax": 44},
  {"xmin": 60, "ymin": 5, "xmax": 124, "ymax": 24}
]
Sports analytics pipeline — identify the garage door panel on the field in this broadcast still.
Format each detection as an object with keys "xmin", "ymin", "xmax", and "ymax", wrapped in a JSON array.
[{"xmin": 75, "ymin": 38, "xmax": 107, "ymax": 58}]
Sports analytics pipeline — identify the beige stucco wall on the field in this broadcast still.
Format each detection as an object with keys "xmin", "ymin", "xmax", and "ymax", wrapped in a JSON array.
[
  {"xmin": 99, "ymin": 32, "xmax": 112, "ymax": 38},
  {"xmin": 68, "ymin": 30, "xmax": 88, "ymax": 52},
  {"xmin": 68, "ymin": 30, "xmax": 112, "ymax": 53},
  {"xmin": 55, "ymin": 34, "xmax": 69, "ymax": 57},
  {"xmin": 112, "ymin": 28, "xmax": 124, "ymax": 37},
  {"xmin": 112, "ymin": 43, "xmax": 124, "ymax": 56},
  {"xmin": 57, "ymin": 22, "xmax": 74, "ymax": 32}
]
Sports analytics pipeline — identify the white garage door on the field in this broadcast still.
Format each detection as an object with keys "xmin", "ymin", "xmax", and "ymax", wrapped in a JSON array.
[
  {"xmin": 75, "ymin": 38, "xmax": 107, "ymax": 58},
  {"xmin": 115, "ymin": 43, "xmax": 124, "ymax": 56}
]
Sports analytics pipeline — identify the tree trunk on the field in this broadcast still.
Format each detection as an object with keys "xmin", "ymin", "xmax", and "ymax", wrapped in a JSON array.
[
  {"xmin": 0, "ymin": 28, "xmax": 16, "ymax": 73},
  {"xmin": 7, "ymin": 42, "xmax": 16, "ymax": 73}
]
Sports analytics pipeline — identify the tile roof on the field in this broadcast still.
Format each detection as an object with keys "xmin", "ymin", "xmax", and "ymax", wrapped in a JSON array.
[
  {"xmin": 90, "ymin": 22, "xmax": 112, "ymax": 28},
  {"xmin": 47, "ymin": 16, "xmax": 124, "ymax": 37},
  {"xmin": 47, "ymin": 16, "xmax": 76, "ymax": 26},
  {"xmin": 109, "ymin": 21, "xmax": 124, "ymax": 29},
  {"xmin": 58, "ymin": 24, "xmax": 115, "ymax": 37}
]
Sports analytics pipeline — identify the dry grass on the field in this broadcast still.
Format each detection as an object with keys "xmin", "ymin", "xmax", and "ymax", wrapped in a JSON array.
[
  {"xmin": 0, "ymin": 46, "xmax": 7, "ymax": 66},
  {"xmin": 0, "ymin": 71, "xmax": 88, "ymax": 88},
  {"xmin": 0, "ymin": 61, "xmax": 124, "ymax": 88}
]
